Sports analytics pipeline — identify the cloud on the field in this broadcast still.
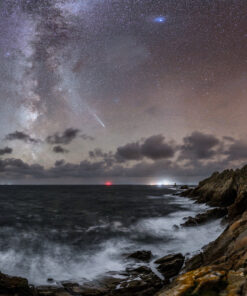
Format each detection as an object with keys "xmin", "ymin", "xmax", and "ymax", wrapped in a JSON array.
[
  {"xmin": 5, "ymin": 131, "xmax": 39, "ymax": 143},
  {"xmin": 141, "ymin": 135, "xmax": 176, "ymax": 160},
  {"xmin": 2, "ymin": 131, "xmax": 247, "ymax": 183},
  {"xmin": 46, "ymin": 128, "xmax": 94, "ymax": 145},
  {"xmin": 224, "ymin": 140, "xmax": 247, "ymax": 161},
  {"xmin": 53, "ymin": 146, "xmax": 69, "ymax": 154},
  {"xmin": 0, "ymin": 147, "xmax": 12, "ymax": 155},
  {"xmin": 116, "ymin": 142, "xmax": 143, "ymax": 161},
  {"xmin": 116, "ymin": 135, "xmax": 176, "ymax": 161},
  {"xmin": 179, "ymin": 131, "xmax": 220, "ymax": 160},
  {"xmin": 89, "ymin": 149, "xmax": 115, "ymax": 167},
  {"xmin": 46, "ymin": 128, "xmax": 80, "ymax": 145}
]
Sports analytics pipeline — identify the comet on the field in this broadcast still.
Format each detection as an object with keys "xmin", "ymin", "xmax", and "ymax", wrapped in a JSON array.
[{"xmin": 92, "ymin": 112, "xmax": 105, "ymax": 128}]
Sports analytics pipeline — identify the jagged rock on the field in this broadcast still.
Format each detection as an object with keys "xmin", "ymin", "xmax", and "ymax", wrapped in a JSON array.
[
  {"xmin": 113, "ymin": 269, "xmax": 163, "ymax": 296},
  {"xmin": 181, "ymin": 170, "xmax": 237, "ymax": 207},
  {"xmin": 181, "ymin": 207, "xmax": 228, "ymax": 227},
  {"xmin": 181, "ymin": 165, "xmax": 247, "ymax": 221},
  {"xmin": 0, "ymin": 272, "xmax": 34, "ymax": 296},
  {"xmin": 157, "ymin": 209, "xmax": 247, "ymax": 295},
  {"xmin": 127, "ymin": 250, "xmax": 152, "ymax": 262},
  {"xmin": 154, "ymin": 253, "xmax": 184, "ymax": 279}
]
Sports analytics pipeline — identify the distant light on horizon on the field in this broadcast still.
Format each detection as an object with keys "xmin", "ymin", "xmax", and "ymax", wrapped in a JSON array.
[
  {"xmin": 153, "ymin": 16, "xmax": 166, "ymax": 23},
  {"xmin": 105, "ymin": 181, "xmax": 113, "ymax": 186},
  {"xmin": 150, "ymin": 179, "xmax": 174, "ymax": 186}
]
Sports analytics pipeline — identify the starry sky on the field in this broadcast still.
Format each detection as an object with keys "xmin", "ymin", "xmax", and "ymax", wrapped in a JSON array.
[{"xmin": 1, "ymin": 0, "xmax": 247, "ymax": 184}]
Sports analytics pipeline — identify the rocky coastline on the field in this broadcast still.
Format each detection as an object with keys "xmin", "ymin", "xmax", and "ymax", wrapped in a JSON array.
[{"xmin": 3, "ymin": 165, "xmax": 247, "ymax": 295}]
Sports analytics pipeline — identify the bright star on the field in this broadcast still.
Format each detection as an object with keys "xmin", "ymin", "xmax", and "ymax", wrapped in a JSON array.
[{"xmin": 153, "ymin": 16, "xmax": 166, "ymax": 23}]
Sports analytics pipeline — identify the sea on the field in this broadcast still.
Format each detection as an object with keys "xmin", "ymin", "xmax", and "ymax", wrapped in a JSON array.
[{"xmin": 0, "ymin": 185, "xmax": 224, "ymax": 285}]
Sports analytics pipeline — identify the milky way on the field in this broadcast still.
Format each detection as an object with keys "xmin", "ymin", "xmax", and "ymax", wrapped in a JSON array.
[{"xmin": 1, "ymin": 0, "xmax": 247, "ymax": 183}]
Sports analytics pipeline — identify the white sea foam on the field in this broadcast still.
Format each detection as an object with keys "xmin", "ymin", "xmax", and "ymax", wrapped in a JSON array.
[{"xmin": 0, "ymin": 239, "xmax": 130, "ymax": 285}]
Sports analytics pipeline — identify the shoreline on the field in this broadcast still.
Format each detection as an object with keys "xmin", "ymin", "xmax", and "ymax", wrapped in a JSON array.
[
  {"xmin": 0, "ymin": 186, "xmax": 227, "ymax": 296},
  {"xmin": 2, "ymin": 165, "xmax": 247, "ymax": 295}
]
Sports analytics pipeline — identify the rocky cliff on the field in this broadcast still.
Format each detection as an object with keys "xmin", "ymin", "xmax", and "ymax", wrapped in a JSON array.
[
  {"xmin": 157, "ymin": 165, "xmax": 247, "ymax": 295},
  {"xmin": 183, "ymin": 165, "xmax": 247, "ymax": 220}
]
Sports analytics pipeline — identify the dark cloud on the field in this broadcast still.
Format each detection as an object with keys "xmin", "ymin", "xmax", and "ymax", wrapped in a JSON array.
[
  {"xmin": 225, "ymin": 140, "xmax": 247, "ymax": 161},
  {"xmin": 141, "ymin": 135, "xmax": 175, "ymax": 160},
  {"xmin": 5, "ymin": 131, "xmax": 39, "ymax": 143},
  {"xmin": 53, "ymin": 146, "xmax": 69, "ymax": 154},
  {"xmin": 116, "ymin": 142, "xmax": 143, "ymax": 161},
  {"xmin": 116, "ymin": 135, "xmax": 176, "ymax": 161},
  {"xmin": 89, "ymin": 148, "xmax": 105, "ymax": 159},
  {"xmin": 179, "ymin": 131, "xmax": 220, "ymax": 160},
  {"xmin": 0, "ymin": 147, "xmax": 12, "ymax": 155},
  {"xmin": 89, "ymin": 149, "xmax": 115, "ymax": 167},
  {"xmin": 46, "ymin": 128, "xmax": 80, "ymax": 145},
  {"xmin": 0, "ymin": 156, "xmax": 231, "ymax": 182}
]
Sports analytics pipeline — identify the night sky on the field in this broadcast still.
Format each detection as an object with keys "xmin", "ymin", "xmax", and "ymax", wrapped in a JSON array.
[{"xmin": 1, "ymin": 0, "xmax": 247, "ymax": 184}]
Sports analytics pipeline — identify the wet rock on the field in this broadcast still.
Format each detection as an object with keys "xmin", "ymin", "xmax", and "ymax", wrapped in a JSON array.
[
  {"xmin": 154, "ymin": 253, "xmax": 185, "ymax": 279},
  {"xmin": 113, "ymin": 270, "xmax": 163, "ymax": 296},
  {"xmin": 47, "ymin": 278, "xmax": 54, "ymax": 283},
  {"xmin": 0, "ymin": 272, "xmax": 34, "ymax": 296},
  {"xmin": 127, "ymin": 250, "xmax": 152, "ymax": 262},
  {"xmin": 180, "ymin": 185, "xmax": 189, "ymax": 190},
  {"xmin": 181, "ymin": 207, "xmax": 228, "ymax": 227}
]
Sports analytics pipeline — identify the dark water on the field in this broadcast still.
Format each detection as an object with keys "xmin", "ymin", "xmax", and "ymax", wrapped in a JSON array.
[{"xmin": 0, "ymin": 185, "xmax": 223, "ymax": 285}]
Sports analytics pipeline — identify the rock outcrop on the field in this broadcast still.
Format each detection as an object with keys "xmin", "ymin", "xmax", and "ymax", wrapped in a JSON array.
[
  {"xmin": 154, "ymin": 254, "xmax": 185, "ymax": 279},
  {"xmin": 181, "ymin": 207, "xmax": 228, "ymax": 227},
  {"xmin": 182, "ymin": 165, "xmax": 247, "ymax": 220},
  {"xmin": 157, "ymin": 210, "xmax": 247, "ymax": 295},
  {"xmin": 0, "ymin": 272, "xmax": 35, "ymax": 296}
]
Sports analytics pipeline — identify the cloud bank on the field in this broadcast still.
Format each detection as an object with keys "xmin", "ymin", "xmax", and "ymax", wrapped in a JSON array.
[{"xmin": 0, "ymin": 131, "xmax": 247, "ymax": 183}]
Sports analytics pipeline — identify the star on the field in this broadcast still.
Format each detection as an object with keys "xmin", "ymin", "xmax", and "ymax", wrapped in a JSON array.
[{"xmin": 153, "ymin": 16, "xmax": 166, "ymax": 23}]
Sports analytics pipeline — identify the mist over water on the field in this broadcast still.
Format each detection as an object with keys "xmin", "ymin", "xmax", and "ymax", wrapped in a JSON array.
[{"xmin": 0, "ymin": 186, "xmax": 223, "ymax": 285}]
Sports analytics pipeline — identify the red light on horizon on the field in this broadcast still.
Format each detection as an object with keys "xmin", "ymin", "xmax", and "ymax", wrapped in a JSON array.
[{"xmin": 105, "ymin": 181, "xmax": 113, "ymax": 186}]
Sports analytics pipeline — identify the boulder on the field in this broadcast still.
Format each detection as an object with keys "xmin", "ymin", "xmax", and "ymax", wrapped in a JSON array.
[
  {"xmin": 0, "ymin": 272, "xmax": 34, "ymax": 296},
  {"xmin": 154, "ymin": 253, "xmax": 185, "ymax": 279},
  {"xmin": 127, "ymin": 250, "xmax": 152, "ymax": 262}
]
